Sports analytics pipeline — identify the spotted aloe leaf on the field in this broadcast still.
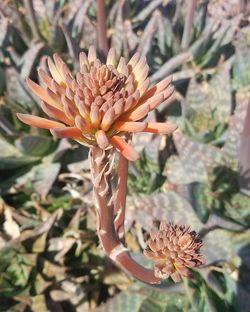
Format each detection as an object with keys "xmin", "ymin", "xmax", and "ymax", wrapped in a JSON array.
[
  {"xmin": 136, "ymin": 10, "xmax": 160, "ymax": 57},
  {"xmin": 128, "ymin": 192, "xmax": 203, "ymax": 232},
  {"xmin": 222, "ymin": 91, "xmax": 249, "ymax": 167},
  {"xmin": 186, "ymin": 63, "xmax": 232, "ymax": 125},
  {"xmin": 0, "ymin": 137, "xmax": 39, "ymax": 170},
  {"xmin": 164, "ymin": 155, "xmax": 204, "ymax": 184},
  {"xmin": 95, "ymin": 289, "xmax": 146, "ymax": 312},
  {"xmin": 20, "ymin": 42, "xmax": 46, "ymax": 79},
  {"xmin": 32, "ymin": 162, "xmax": 61, "ymax": 198},
  {"xmin": 164, "ymin": 131, "xmax": 222, "ymax": 185},
  {"xmin": 111, "ymin": 0, "xmax": 125, "ymax": 58},
  {"xmin": 232, "ymin": 31, "xmax": 250, "ymax": 90},
  {"xmin": 187, "ymin": 182, "xmax": 214, "ymax": 223},
  {"xmin": 5, "ymin": 67, "xmax": 34, "ymax": 109},
  {"xmin": 238, "ymin": 91, "xmax": 250, "ymax": 195},
  {"xmin": 15, "ymin": 135, "xmax": 54, "ymax": 157}
]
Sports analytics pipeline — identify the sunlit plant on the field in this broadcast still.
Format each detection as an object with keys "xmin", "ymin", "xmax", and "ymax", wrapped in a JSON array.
[{"xmin": 17, "ymin": 45, "xmax": 205, "ymax": 284}]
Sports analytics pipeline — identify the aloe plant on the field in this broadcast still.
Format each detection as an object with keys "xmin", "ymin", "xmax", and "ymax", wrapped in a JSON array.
[{"xmin": 0, "ymin": 0, "xmax": 250, "ymax": 311}]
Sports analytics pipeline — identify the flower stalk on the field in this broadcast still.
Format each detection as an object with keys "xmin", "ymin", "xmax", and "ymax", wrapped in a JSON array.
[
  {"xmin": 16, "ymin": 46, "xmax": 205, "ymax": 284},
  {"xmin": 114, "ymin": 152, "xmax": 129, "ymax": 240},
  {"xmin": 97, "ymin": 0, "xmax": 109, "ymax": 59},
  {"xmin": 90, "ymin": 146, "xmax": 160, "ymax": 284}
]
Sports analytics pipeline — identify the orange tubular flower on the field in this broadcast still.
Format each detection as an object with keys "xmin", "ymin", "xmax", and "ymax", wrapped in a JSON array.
[{"xmin": 17, "ymin": 47, "xmax": 177, "ymax": 161}]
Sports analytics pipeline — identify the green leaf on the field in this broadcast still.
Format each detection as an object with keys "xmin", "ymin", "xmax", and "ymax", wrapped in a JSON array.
[
  {"xmin": 203, "ymin": 229, "xmax": 235, "ymax": 264},
  {"xmin": 111, "ymin": 1, "xmax": 125, "ymax": 58},
  {"xmin": 199, "ymin": 26, "xmax": 230, "ymax": 68},
  {"xmin": 139, "ymin": 298, "xmax": 163, "ymax": 312},
  {"xmin": 132, "ymin": 0, "xmax": 163, "ymax": 23},
  {"xmin": 186, "ymin": 64, "xmax": 232, "ymax": 124},
  {"xmin": 31, "ymin": 295, "xmax": 48, "ymax": 312},
  {"xmin": 15, "ymin": 135, "xmax": 54, "ymax": 157},
  {"xmin": 130, "ymin": 192, "xmax": 203, "ymax": 231},
  {"xmin": 96, "ymin": 290, "xmax": 146, "ymax": 312},
  {"xmin": 32, "ymin": 163, "xmax": 61, "ymax": 198},
  {"xmin": 0, "ymin": 67, "xmax": 6, "ymax": 95},
  {"xmin": 232, "ymin": 32, "xmax": 250, "ymax": 90},
  {"xmin": 222, "ymin": 91, "xmax": 249, "ymax": 166},
  {"xmin": 174, "ymin": 132, "xmax": 222, "ymax": 168},
  {"xmin": 5, "ymin": 67, "xmax": 33, "ymax": 108},
  {"xmin": 188, "ymin": 183, "xmax": 213, "ymax": 223},
  {"xmin": 137, "ymin": 11, "xmax": 159, "ymax": 57},
  {"xmin": 0, "ymin": 137, "xmax": 38, "ymax": 169},
  {"xmin": 164, "ymin": 131, "xmax": 223, "ymax": 184},
  {"xmin": 20, "ymin": 42, "xmax": 45, "ymax": 79}
]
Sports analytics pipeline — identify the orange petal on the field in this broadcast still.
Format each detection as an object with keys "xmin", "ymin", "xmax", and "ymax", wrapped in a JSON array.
[
  {"xmin": 144, "ymin": 93, "xmax": 164, "ymax": 111},
  {"xmin": 136, "ymin": 64, "xmax": 149, "ymax": 85},
  {"xmin": 101, "ymin": 107, "xmax": 115, "ymax": 131},
  {"xmin": 122, "ymin": 104, "xmax": 150, "ymax": 121},
  {"xmin": 117, "ymin": 57, "xmax": 128, "ymax": 76},
  {"xmin": 27, "ymin": 78, "xmax": 62, "ymax": 109},
  {"xmin": 128, "ymin": 52, "xmax": 140, "ymax": 68},
  {"xmin": 124, "ymin": 96, "xmax": 134, "ymax": 112},
  {"xmin": 53, "ymin": 54, "xmax": 73, "ymax": 80},
  {"xmin": 75, "ymin": 116, "xmax": 92, "ymax": 132},
  {"xmin": 38, "ymin": 68, "xmax": 54, "ymax": 90},
  {"xmin": 143, "ymin": 122, "xmax": 177, "ymax": 134},
  {"xmin": 46, "ymin": 88, "xmax": 64, "ymax": 109},
  {"xmin": 88, "ymin": 46, "xmax": 96, "ymax": 64},
  {"xmin": 113, "ymin": 121, "xmax": 147, "ymax": 133},
  {"xmin": 111, "ymin": 136, "xmax": 139, "ymax": 161},
  {"xmin": 139, "ymin": 76, "xmax": 172, "ymax": 104},
  {"xmin": 47, "ymin": 57, "xmax": 65, "ymax": 86},
  {"xmin": 90, "ymin": 104, "xmax": 100, "ymax": 127},
  {"xmin": 74, "ymin": 94, "xmax": 89, "ymax": 118},
  {"xmin": 138, "ymin": 78, "xmax": 150, "ymax": 97},
  {"xmin": 113, "ymin": 98, "xmax": 124, "ymax": 116},
  {"xmin": 106, "ymin": 48, "xmax": 116, "ymax": 67},
  {"xmin": 16, "ymin": 113, "xmax": 65, "ymax": 129},
  {"xmin": 132, "ymin": 57, "xmax": 147, "ymax": 81},
  {"xmin": 51, "ymin": 127, "xmax": 82, "ymax": 139},
  {"xmin": 163, "ymin": 86, "xmax": 175, "ymax": 101},
  {"xmin": 62, "ymin": 95, "xmax": 77, "ymax": 120},
  {"xmin": 95, "ymin": 130, "xmax": 110, "ymax": 149},
  {"xmin": 41, "ymin": 101, "xmax": 73, "ymax": 125},
  {"xmin": 51, "ymin": 79, "xmax": 65, "ymax": 95},
  {"xmin": 79, "ymin": 52, "xmax": 89, "ymax": 71}
]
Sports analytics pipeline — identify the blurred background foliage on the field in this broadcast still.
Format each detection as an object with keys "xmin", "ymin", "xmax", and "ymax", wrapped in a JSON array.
[{"xmin": 0, "ymin": 0, "xmax": 250, "ymax": 311}]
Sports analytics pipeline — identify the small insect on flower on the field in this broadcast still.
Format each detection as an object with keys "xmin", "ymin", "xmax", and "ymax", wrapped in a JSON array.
[
  {"xmin": 144, "ymin": 222, "xmax": 206, "ymax": 282},
  {"xmin": 17, "ymin": 46, "xmax": 177, "ymax": 161}
]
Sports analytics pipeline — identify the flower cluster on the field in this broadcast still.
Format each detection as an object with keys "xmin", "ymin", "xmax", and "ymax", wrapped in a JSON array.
[
  {"xmin": 17, "ymin": 47, "xmax": 176, "ymax": 161},
  {"xmin": 144, "ymin": 222, "xmax": 205, "ymax": 282}
]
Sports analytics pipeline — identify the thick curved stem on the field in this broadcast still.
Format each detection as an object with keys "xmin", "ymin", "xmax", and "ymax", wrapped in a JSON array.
[
  {"xmin": 90, "ymin": 147, "xmax": 160, "ymax": 284},
  {"xmin": 114, "ymin": 154, "xmax": 128, "ymax": 240}
]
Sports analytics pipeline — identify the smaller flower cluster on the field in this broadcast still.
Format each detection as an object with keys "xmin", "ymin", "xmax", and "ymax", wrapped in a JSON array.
[{"xmin": 144, "ymin": 222, "xmax": 205, "ymax": 282}]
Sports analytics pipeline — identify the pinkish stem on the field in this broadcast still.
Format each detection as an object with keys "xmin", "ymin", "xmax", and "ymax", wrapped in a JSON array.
[
  {"xmin": 90, "ymin": 147, "xmax": 160, "ymax": 284},
  {"xmin": 114, "ymin": 154, "xmax": 128, "ymax": 239},
  {"xmin": 97, "ymin": 0, "xmax": 109, "ymax": 58}
]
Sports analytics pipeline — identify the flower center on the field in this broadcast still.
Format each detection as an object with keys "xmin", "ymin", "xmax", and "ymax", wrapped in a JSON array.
[{"xmin": 75, "ymin": 63, "xmax": 128, "ymax": 115}]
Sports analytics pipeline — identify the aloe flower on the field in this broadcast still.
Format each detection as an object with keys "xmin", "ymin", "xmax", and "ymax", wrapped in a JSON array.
[
  {"xmin": 144, "ymin": 222, "xmax": 205, "ymax": 282},
  {"xmin": 15, "ymin": 47, "xmax": 189, "ymax": 285},
  {"xmin": 17, "ymin": 47, "xmax": 176, "ymax": 161}
]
